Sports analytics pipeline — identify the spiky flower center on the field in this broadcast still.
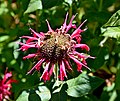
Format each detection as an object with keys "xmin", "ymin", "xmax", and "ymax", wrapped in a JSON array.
[{"xmin": 40, "ymin": 31, "xmax": 72, "ymax": 61}]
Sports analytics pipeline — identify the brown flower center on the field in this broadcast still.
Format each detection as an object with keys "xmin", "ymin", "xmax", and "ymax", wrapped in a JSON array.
[{"xmin": 40, "ymin": 32, "xmax": 71, "ymax": 61}]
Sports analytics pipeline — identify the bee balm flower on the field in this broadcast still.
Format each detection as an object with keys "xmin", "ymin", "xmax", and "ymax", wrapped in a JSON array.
[
  {"xmin": 18, "ymin": 13, "xmax": 94, "ymax": 81},
  {"xmin": 0, "ymin": 69, "xmax": 16, "ymax": 101}
]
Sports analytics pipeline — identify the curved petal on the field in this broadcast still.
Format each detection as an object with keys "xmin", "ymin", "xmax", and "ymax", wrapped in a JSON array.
[
  {"xmin": 69, "ymin": 55, "xmax": 91, "ymax": 71},
  {"xmin": 40, "ymin": 62, "xmax": 50, "ymax": 82},
  {"xmin": 71, "ymin": 20, "xmax": 87, "ymax": 38},
  {"xmin": 46, "ymin": 19, "xmax": 54, "ymax": 32},
  {"xmin": 65, "ymin": 15, "xmax": 76, "ymax": 33},
  {"xmin": 74, "ymin": 44, "xmax": 90, "ymax": 51},
  {"xmin": 29, "ymin": 28, "xmax": 43, "ymax": 38},
  {"xmin": 59, "ymin": 60, "xmax": 67, "ymax": 80},
  {"xmin": 23, "ymin": 53, "xmax": 37, "ymax": 60},
  {"xmin": 49, "ymin": 63, "xmax": 55, "ymax": 76},
  {"xmin": 64, "ymin": 59, "xmax": 72, "ymax": 71},
  {"xmin": 27, "ymin": 58, "xmax": 45, "ymax": 74}
]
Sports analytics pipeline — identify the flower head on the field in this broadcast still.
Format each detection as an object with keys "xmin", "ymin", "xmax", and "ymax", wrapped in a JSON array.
[
  {"xmin": 0, "ymin": 69, "xmax": 16, "ymax": 101},
  {"xmin": 18, "ymin": 13, "xmax": 94, "ymax": 81}
]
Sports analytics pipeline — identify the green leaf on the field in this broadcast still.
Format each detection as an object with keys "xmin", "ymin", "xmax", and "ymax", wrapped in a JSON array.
[
  {"xmin": 24, "ymin": 0, "xmax": 42, "ymax": 14},
  {"xmin": 0, "ymin": 35, "xmax": 9, "ymax": 42},
  {"xmin": 52, "ymin": 83, "xmax": 67, "ymax": 101},
  {"xmin": 36, "ymin": 86, "xmax": 51, "ymax": 101},
  {"xmin": 66, "ymin": 73, "xmax": 104, "ymax": 97},
  {"xmin": 16, "ymin": 91, "xmax": 29, "ymax": 101},
  {"xmin": 52, "ymin": 81, "xmax": 65, "ymax": 93},
  {"xmin": 101, "ymin": 10, "xmax": 120, "ymax": 41},
  {"xmin": 64, "ymin": 0, "xmax": 73, "ymax": 6},
  {"xmin": 101, "ymin": 27, "xmax": 120, "ymax": 39},
  {"xmin": 29, "ymin": 91, "xmax": 41, "ymax": 101}
]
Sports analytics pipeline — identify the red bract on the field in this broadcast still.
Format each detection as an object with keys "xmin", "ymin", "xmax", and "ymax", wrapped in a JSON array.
[
  {"xmin": 0, "ymin": 69, "xmax": 16, "ymax": 101},
  {"xmin": 18, "ymin": 13, "xmax": 94, "ymax": 82}
]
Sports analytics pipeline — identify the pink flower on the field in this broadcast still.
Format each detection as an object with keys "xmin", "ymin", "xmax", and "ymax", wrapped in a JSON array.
[
  {"xmin": 0, "ymin": 69, "xmax": 17, "ymax": 101},
  {"xmin": 18, "ymin": 13, "xmax": 94, "ymax": 82}
]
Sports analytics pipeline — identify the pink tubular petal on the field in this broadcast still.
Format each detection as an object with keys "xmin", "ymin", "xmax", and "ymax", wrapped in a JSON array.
[
  {"xmin": 40, "ymin": 62, "xmax": 50, "ymax": 82},
  {"xmin": 40, "ymin": 32, "xmax": 45, "ymax": 36},
  {"xmin": 29, "ymin": 28, "xmax": 42, "ymax": 38},
  {"xmin": 18, "ymin": 42, "xmax": 37, "ymax": 51},
  {"xmin": 65, "ymin": 15, "xmax": 76, "ymax": 33},
  {"xmin": 73, "ymin": 51, "xmax": 95, "ymax": 59},
  {"xmin": 71, "ymin": 29, "xmax": 84, "ymax": 39},
  {"xmin": 21, "ymin": 36, "xmax": 38, "ymax": 40},
  {"xmin": 74, "ymin": 44, "xmax": 90, "ymax": 51},
  {"xmin": 71, "ymin": 20, "xmax": 87, "ymax": 38},
  {"xmin": 73, "ymin": 51, "xmax": 85, "ymax": 58},
  {"xmin": 64, "ymin": 59, "xmax": 72, "ymax": 71},
  {"xmin": 60, "ymin": 61, "xmax": 67, "ymax": 80},
  {"xmin": 20, "ymin": 36, "xmax": 38, "ymax": 45},
  {"xmin": 69, "ymin": 55, "xmax": 82, "ymax": 71},
  {"xmin": 49, "ymin": 63, "xmax": 55, "ymax": 76},
  {"xmin": 46, "ymin": 19, "xmax": 54, "ymax": 32},
  {"xmin": 2, "ymin": 72, "xmax": 12, "ymax": 84},
  {"xmin": 62, "ymin": 12, "xmax": 68, "ymax": 31},
  {"xmin": 78, "ymin": 19, "xmax": 87, "ymax": 29},
  {"xmin": 69, "ymin": 55, "xmax": 91, "ymax": 71},
  {"xmin": 61, "ymin": 61, "xmax": 67, "ymax": 77},
  {"xmin": 23, "ymin": 53, "xmax": 37, "ymax": 60},
  {"xmin": 73, "ymin": 51, "xmax": 87, "ymax": 65},
  {"xmin": 3, "ymin": 89, "xmax": 11, "ymax": 95},
  {"xmin": 27, "ymin": 58, "xmax": 45, "ymax": 74},
  {"xmin": 5, "ymin": 79, "xmax": 17, "ymax": 85},
  {"xmin": 0, "ymin": 69, "xmax": 17, "ymax": 100}
]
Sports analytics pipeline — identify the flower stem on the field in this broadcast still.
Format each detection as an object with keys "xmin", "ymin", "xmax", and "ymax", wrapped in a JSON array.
[
  {"xmin": 99, "ymin": 0, "xmax": 103, "ymax": 12},
  {"xmin": 54, "ymin": 62, "xmax": 59, "ymax": 81}
]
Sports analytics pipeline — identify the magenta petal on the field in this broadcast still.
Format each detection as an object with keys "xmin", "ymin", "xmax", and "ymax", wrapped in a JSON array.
[
  {"xmin": 46, "ymin": 20, "xmax": 54, "ymax": 32},
  {"xmin": 2, "ymin": 72, "xmax": 12, "ymax": 84},
  {"xmin": 64, "ymin": 59, "xmax": 72, "ymax": 71},
  {"xmin": 21, "ymin": 36, "xmax": 37, "ymax": 40},
  {"xmin": 0, "ymin": 69, "xmax": 16, "ymax": 100},
  {"xmin": 18, "ymin": 42, "xmax": 37, "ymax": 51},
  {"xmin": 74, "ymin": 44, "xmax": 90, "ymax": 51},
  {"xmin": 40, "ymin": 32, "xmax": 45, "ymax": 36},
  {"xmin": 71, "ymin": 29, "xmax": 84, "ymax": 39},
  {"xmin": 71, "ymin": 20, "xmax": 87, "ymax": 38},
  {"xmin": 29, "ymin": 28, "xmax": 42, "ymax": 38},
  {"xmin": 40, "ymin": 62, "xmax": 50, "ymax": 81},
  {"xmin": 23, "ymin": 53, "xmax": 37, "ymax": 60},
  {"xmin": 69, "ymin": 55, "xmax": 91, "ymax": 71},
  {"xmin": 73, "ymin": 51, "xmax": 85, "ymax": 58},
  {"xmin": 62, "ymin": 12, "xmax": 68, "ymax": 31},
  {"xmin": 60, "ymin": 61, "xmax": 67, "ymax": 80},
  {"xmin": 22, "ymin": 36, "xmax": 37, "ymax": 44},
  {"xmin": 69, "ymin": 55, "xmax": 83, "ymax": 71},
  {"xmin": 27, "ymin": 58, "xmax": 45, "ymax": 74},
  {"xmin": 66, "ymin": 15, "xmax": 76, "ymax": 33},
  {"xmin": 49, "ymin": 63, "xmax": 54, "ymax": 76},
  {"xmin": 73, "ymin": 51, "xmax": 87, "ymax": 65},
  {"xmin": 75, "ymin": 35, "xmax": 81, "ymax": 43},
  {"xmin": 61, "ymin": 61, "xmax": 67, "ymax": 77}
]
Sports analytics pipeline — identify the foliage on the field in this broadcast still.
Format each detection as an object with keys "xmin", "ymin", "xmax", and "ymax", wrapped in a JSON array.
[{"xmin": 0, "ymin": 0, "xmax": 120, "ymax": 101}]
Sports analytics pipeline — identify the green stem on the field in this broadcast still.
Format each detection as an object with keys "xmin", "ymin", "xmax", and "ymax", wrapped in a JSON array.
[
  {"xmin": 54, "ymin": 62, "xmax": 59, "ymax": 81},
  {"xmin": 99, "ymin": 0, "xmax": 103, "ymax": 12}
]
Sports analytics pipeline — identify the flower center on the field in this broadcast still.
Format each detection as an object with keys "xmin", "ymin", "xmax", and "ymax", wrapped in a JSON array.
[{"xmin": 40, "ymin": 32, "xmax": 71, "ymax": 61}]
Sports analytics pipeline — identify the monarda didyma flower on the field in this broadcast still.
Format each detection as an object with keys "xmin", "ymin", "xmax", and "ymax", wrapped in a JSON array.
[
  {"xmin": 0, "ymin": 69, "xmax": 16, "ymax": 101},
  {"xmin": 18, "ymin": 13, "xmax": 94, "ymax": 81}
]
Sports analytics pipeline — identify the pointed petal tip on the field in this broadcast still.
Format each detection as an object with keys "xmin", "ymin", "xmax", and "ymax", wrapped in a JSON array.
[
  {"xmin": 29, "ymin": 28, "xmax": 32, "ymax": 31},
  {"xmin": 46, "ymin": 19, "xmax": 53, "ymax": 32}
]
